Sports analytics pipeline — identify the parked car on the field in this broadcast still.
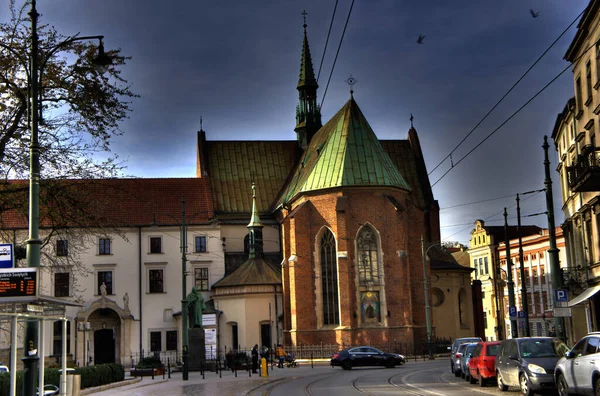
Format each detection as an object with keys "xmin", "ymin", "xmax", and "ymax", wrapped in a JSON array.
[
  {"xmin": 460, "ymin": 343, "xmax": 479, "ymax": 381},
  {"xmin": 496, "ymin": 337, "xmax": 569, "ymax": 396},
  {"xmin": 454, "ymin": 343, "xmax": 469, "ymax": 377},
  {"xmin": 468, "ymin": 341, "xmax": 501, "ymax": 386},
  {"xmin": 554, "ymin": 331, "xmax": 600, "ymax": 396},
  {"xmin": 0, "ymin": 365, "xmax": 8, "ymax": 373},
  {"xmin": 330, "ymin": 346, "xmax": 405, "ymax": 370},
  {"xmin": 450, "ymin": 337, "xmax": 482, "ymax": 374}
]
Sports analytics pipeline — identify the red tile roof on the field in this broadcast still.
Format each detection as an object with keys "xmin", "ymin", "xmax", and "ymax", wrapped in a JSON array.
[{"xmin": 0, "ymin": 178, "xmax": 214, "ymax": 229}]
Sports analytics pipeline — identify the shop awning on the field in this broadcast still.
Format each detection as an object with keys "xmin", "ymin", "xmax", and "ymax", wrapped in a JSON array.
[{"xmin": 568, "ymin": 285, "xmax": 600, "ymax": 307}]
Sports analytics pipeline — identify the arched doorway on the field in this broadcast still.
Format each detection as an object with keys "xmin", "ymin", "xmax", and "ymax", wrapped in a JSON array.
[
  {"xmin": 94, "ymin": 329, "xmax": 115, "ymax": 364},
  {"xmin": 88, "ymin": 308, "xmax": 120, "ymax": 365}
]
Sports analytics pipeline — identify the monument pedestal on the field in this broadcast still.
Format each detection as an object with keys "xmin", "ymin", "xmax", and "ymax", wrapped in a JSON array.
[{"xmin": 188, "ymin": 327, "xmax": 206, "ymax": 371}]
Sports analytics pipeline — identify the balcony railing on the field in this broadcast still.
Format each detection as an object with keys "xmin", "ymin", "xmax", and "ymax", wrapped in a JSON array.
[{"xmin": 566, "ymin": 145, "xmax": 600, "ymax": 192}]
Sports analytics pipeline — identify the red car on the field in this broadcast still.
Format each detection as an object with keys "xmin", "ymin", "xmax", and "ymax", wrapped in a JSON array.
[{"xmin": 467, "ymin": 341, "xmax": 500, "ymax": 387}]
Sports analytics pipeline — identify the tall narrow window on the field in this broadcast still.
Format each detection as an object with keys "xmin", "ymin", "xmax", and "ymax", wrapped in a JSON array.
[
  {"xmin": 195, "ymin": 236, "xmax": 207, "ymax": 253},
  {"xmin": 484, "ymin": 257, "xmax": 489, "ymax": 275},
  {"xmin": 194, "ymin": 268, "xmax": 209, "ymax": 291},
  {"xmin": 321, "ymin": 229, "xmax": 339, "ymax": 325},
  {"xmin": 150, "ymin": 331, "xmax": 161, "ymax": 352},
  {"xmin": 54, "ymin": 273, "xmax": 70, "ymax": 297},
  {"xmin": 231, "ymin": 324, "xmax": 239, "ymax": 350},
  {"xmin": 99, "ymin": 239, "xmax": 111, "ymax": 255},
  {"xmin": 98, "ymin": 271, "xmax": 113, "ymax": 295},
  {"xmin": 149, "ymin": 269, "xmax": 164, "ymax": 293},
  {"xmin": 56, "ymin": 240, "xmax": 68, "ymax": 257},
  {"xmin": 576, "ymin": 77, "xmax": 583, "ymax": 112},
  {"xmin": 587, "ymin": 61, "xmax": 593, "ymax": 103},
  {"xmin": 166, "ymin": 330, "xmax": 177, "ymax": 351},
  {"xmin": 150, "ymin": 237, "xmax": 162, "ymax": 254},
  {"xmin": 357, "ymin": 226, "xmax": 379, "ymax": 285}
]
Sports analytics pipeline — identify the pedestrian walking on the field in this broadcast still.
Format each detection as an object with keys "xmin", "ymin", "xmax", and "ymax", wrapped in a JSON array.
[
  {"xmin": 275, "ymin": 344, "xmax": 286, "ymax": 368},
  {"xmin": 251, "ymin": 344, "xmax": 259, "ymax": 373}
]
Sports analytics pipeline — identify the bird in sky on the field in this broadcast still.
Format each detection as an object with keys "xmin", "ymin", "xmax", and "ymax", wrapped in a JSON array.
[
  {"xmin": 417, "ymin": 34, "xmax": 425, "ymax": 44},
  {"xmin": 530, "ymin": 9, "xmax": 540, "ymax": 18}
]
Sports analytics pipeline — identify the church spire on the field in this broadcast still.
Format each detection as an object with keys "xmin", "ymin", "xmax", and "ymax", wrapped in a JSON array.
[
  {"xmin": 247, "ymin": 183, "xmax": 264, "ymax": 259},
  {"xmin": 295, "ymin": 10, "xmax": 321, "ymax": 150}
]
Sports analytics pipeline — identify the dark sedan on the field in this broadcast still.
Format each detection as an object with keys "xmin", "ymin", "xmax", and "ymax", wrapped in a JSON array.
[{"xmin": 331, "ymin": 346, "xmax": 405, "ymax": 370}]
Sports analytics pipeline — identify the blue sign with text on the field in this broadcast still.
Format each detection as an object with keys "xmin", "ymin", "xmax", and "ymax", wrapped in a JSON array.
[
  {"xmin": 0, "ymin": 244, "xmax": 14, "ymax": 269},
  {"xmin": 555, "ymin": 289, "xmax": 568, "ymax": 302},
  {"xmin": 509, "ymin": 306, "xmax": 517, "ymax": 318}
]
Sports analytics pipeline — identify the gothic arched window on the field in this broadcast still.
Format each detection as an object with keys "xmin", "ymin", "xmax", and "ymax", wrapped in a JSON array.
[
  {"xmin": 321, "ymin": 229, "xmax": 339, "ymax": 325},
  {"xmin": 357, "ymin": 226, "xmax": 379, "ymax": 285}
]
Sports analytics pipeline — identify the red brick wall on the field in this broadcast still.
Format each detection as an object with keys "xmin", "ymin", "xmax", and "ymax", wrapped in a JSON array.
[{"xmin": 281, "ymin": 188, "xmax": 433, "ymax": 346}]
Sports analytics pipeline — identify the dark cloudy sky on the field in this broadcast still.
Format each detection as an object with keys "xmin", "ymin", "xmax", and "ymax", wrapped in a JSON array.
[{"xmin": 3, "ymin": 0, "xmax": 589, "ymax": 244}]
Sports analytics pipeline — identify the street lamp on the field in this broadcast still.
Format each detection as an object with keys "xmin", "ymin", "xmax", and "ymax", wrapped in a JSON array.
[
  {"xmin": 152, "ymin": 196, "xmax": 214, "ymax": 381},
  {"xmin": 421, "ymin": 236, "xmax": 442, "ymax": 360},
  {"xmin": 2, "ymin": 1, "xmax": 113, "ymax": 395}
]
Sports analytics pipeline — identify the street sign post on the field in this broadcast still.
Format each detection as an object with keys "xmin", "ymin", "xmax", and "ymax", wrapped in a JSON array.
[
  {"xmin": 509, "ymin": 306, "xmax": 517, "ymax": 318},
  {"xmin": 555, "ymin": 289, "xmax": 568, "ymax": 308}
]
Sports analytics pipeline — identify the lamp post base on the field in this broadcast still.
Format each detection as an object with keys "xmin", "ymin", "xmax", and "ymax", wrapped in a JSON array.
[{"xmin": 22, "ymin": 355, "xmax": 39, "ymax": 396}]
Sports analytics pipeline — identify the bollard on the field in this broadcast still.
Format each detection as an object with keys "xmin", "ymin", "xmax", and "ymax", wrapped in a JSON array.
[
  {"xmin": 152, "ymin": 368, "xmax": 155, "ymax": 380},
  {"xmin": 234, "ymin": 364, "xmax": 237, "ymax": 377},
  {"xmin": 167, "ymin": 358, "xmax": 171, "ymax": 379},
  {"xmin": 249, "ymin": 366, "xmax": 251, "ymax": 377},
  {"xmin": 261, "ymin": 357, "xmax": 268, "ymax": 377},
  {"xmin": 202, "ymin": 361, "xmax": 205, "ymax": 380},
  {"xmin": 311, "ymin": 352, "xmax": 314, "ymax": 369},
  {"xmin": 219, "ymin": 359, "xmax": 222, "ymax": 378}
]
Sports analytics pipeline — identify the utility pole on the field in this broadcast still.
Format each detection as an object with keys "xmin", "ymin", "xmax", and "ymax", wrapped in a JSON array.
[
  {"xmin": 493, "ymin": 256, "xmax": 503, "ymax": 340},
  {"xmin": 504, "ymin": 208, "xmax": 518, "ymax": 338},
  {"xmin": 421, "ymin": 236, "xmax": 434, "ymax": 360},
  {"xmin": 543, "ymin": 135, "xmax": 566, "ymax": 341},
  {"xmin": 516, "ymin": 194, "xmax": 531, "ymax": 337}
]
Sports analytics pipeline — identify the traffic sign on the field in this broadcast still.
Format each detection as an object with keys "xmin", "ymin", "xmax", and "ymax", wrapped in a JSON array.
[
  {"xmin": 555, "ymin": 289, "xmax": 568, "ymax": 302},
  {"xmin": 509, "ymin": 306, "xmax": 517, "ymax": 318},
  {"xmin": 0, "ymin": 244, "xmax": 14, "ymax": 269},
  {"xmin": 517, "ymin": 311, "xmax": 525, "ymax": 320}
]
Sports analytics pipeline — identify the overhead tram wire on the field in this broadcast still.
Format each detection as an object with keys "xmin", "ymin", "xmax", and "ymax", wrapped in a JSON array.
[
  {"xmin": 316, "ymin": 0, "xmax": 339, "ymax": 83},
  {"xmin": 320, "ymin": 0, "xmax": 355, "ymax": 109},
  {"xmin": 439, "ymin": 193, "xmax": 516, "ymax": 210},
  {"xmin": 431, "ymin": 36, "xmax": 600, "ymax": 189},
  {"xmin": 442, "ymin": 190, "xmax": 544, "ymax": 241},
  {"xmin": 427, "ymin": 7, "xmax": 587, "ymax": 177}
]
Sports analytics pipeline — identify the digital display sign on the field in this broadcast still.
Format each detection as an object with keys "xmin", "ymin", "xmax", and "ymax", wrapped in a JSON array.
[{"xmin": 0, "ymin": 268, "xmax": 37, "ymax": 300}]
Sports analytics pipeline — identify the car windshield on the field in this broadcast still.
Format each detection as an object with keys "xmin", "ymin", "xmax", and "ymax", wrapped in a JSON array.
[
  {"xmin": 520, "ymin": 339, "xmax": 569, "ymax": 358},
  {"xmin": 487, "ymin": 345, "xmax": 500, "ymax": 356}
]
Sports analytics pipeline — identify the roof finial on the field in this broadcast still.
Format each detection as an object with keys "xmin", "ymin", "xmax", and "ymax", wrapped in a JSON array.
[
  {"xmin": 200, "ymin": 116, "xmax": 203, "ymax": 132},
  {"xmin": 410, "ymin": 113, "xmax": 414, "ymax": 128},
  {"xmin": 345, "ymin": 75, "xmax": 357, "ymax": 98},
  {"xmin": 252, "ymin": 182, "xmax": 256, "ymax": 198},
  {"xmin": 302, "ymin": 10, "xmax": 308, "ymax": 29}
]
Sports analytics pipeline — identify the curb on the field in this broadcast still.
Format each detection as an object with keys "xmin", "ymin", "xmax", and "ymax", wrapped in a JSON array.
[
  {"xmin": 242, "ymin": 376, "xmax": 288, "ymax": 396},
  {"xmin": 80, "ymin": 377, "xmax": 146, "ymax": 395}
]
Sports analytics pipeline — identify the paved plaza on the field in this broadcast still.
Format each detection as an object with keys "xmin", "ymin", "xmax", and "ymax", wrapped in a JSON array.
[{"xmin": 86, "ymin": 361, "xmax": 330, "ymax": 396}]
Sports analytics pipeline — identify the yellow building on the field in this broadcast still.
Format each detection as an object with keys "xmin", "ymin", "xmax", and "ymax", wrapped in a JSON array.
[
  {"xmin": 468, "ymin": 220, "xmax": 541, "ymax": 340},
  {"xmin": 552, "ymin": 0, "xmax": 600, "ymax": 333}
]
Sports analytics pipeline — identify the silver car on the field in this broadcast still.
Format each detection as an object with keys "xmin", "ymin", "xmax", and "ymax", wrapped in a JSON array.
[{"xmin": 554, "ymin": 332, "xmax": 600, "ymax": 396}]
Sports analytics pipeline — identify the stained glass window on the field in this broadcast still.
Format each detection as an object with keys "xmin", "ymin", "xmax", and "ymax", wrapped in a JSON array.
[
  {"xmin": 321, "ymin": 229, "xmax": 339, "ymax": 325},
  {"xmin": 357, "ymin": 226, "xmax": 379, "ymax": 285}
]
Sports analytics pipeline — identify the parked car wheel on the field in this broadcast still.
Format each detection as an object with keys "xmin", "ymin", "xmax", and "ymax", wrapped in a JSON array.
[
  {"xmin": 461, "ymin": 371, "xmax": 465, "ymax": 379},
  {"xmin": 497, "ymin": 371, "xmax": 508, "ymax": 391},
  {"xmin": 469, "ymin": 373, "xmax": 476, "ymax": 384},
  {"xmin": 385, "ymin": 361, "xmax": 395, "ymax": 368},
  {"xmin": 479, "ymin": 374, "xmax": 486, "ymax": 387},
  {"xmin": 520, "ymin": 374, "xmax": 533, "ymax": 396},
  {"xmin": 594, "ymin": 377, "xmax": 600, "ymax": 396},
  {"xmin": 342, "ymin": 361, "xmax": 352, "ymax": 370},
  {"xmin": 454, "ymin": 369, "xmax": 461, "ymax": 377},
  {"xmin": 557, "ymin": 374, "xmax": 568, "ymax": 396}
]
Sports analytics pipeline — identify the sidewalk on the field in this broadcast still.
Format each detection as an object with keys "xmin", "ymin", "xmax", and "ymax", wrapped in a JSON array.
[{"xmin": 87, "ymin": 360, "xmax": 331, "ymax": 396}]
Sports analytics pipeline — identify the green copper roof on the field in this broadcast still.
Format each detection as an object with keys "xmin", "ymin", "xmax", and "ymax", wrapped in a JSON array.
[
  {"xmin": 277, "ymin": 97, "xmax": 411, "ymax": 206},
  {"xmin": 297, "ymin": 26, "xmax": 318, "ymax": 89}
]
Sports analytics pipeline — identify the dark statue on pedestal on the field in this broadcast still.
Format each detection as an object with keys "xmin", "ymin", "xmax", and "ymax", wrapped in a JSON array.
[{"xmin": 186, "ymin": 287, "xmax": 206, "ymax": 370}]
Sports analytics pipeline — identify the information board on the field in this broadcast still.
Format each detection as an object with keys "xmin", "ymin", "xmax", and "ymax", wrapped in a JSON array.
[
  {"xmin": 0, "ymin": 244, "xmax": 14, "ymax": 269},
  {"xmin": 0, "ymin": 268, "xmax": 37, "ymax": 301}
]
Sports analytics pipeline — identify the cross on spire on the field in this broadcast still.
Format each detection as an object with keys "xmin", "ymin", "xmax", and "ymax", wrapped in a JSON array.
[
  {"xmin": 302, "ymin": 10, "xmax": 307, "ymax": 28},
  {"xmin": 410, "ymin": 113, "xmax": 414, "ymax": 128}
]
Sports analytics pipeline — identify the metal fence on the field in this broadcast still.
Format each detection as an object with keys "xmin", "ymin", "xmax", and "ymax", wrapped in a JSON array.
[{"xmin": 126, "ymin": 338, "xmax": 452, "ymax": 369}]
